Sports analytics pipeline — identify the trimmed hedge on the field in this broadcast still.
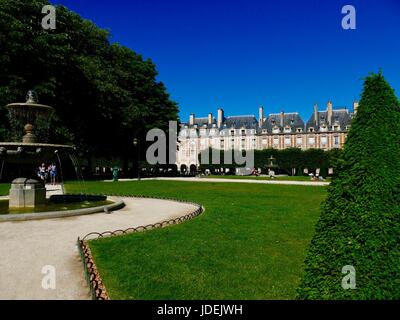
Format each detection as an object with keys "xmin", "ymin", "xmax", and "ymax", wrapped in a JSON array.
[
  {"xmin": 297, "ymin": 73, "xmax": 400, "ymax": 299},
  {"xmin": 198, "ymin": 147, "xmax": 342, "ymax": 176}
]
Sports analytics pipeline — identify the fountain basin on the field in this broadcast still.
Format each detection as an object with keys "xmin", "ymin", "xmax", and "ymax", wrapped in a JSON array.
[{"xmin": 0, "ymin": 195, "xmax": 125, "ymax": 222}]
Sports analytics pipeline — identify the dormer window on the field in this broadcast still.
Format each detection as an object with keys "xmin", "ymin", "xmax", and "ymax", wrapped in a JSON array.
[
  {"xmin": 262, "ymin": 129, "xmax": 267, "ymax": 134},
  {"xmin": 230, "ymin": 130, "xmax": 235, "ymax": 136},
  {"xmin": 309, "ymin": 127, "xmax": 314, "ymax": 132},
  {"xmin": 296, "ymin": 128, "xmax": 302, "ymax": 133},
  {"xmin": 272, "ymin": 126, "xmax": 280, "ymax": 134},
  {"xmin": 241, "ymin": 129, "xmax": 246, "ymax": 136},
  {"xmin": 284, "ymin": 126, "xmax": 291, "ymax": 133}
]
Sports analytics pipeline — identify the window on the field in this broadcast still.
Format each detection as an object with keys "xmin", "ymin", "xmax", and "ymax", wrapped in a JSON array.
[
  {"xmin": 273, "ymin": 136, "xmax": 279, "ymax": 145},
  {"xmin": 262, "ymin": 129, "xmax": 268, "ymax": 134},
  {"xmin": 334, "ymin": 136, "xmax": 339, "ymax": 145},
  {"xmin": 272, "ymin": 127, "xmax": 280, "ymax": 134},
  {"xmin": 296, "ymin": 128, "xmax": 302, "ymax": 133},
  {"xmin": 220, "ymin": 139, "xmax": 224, "ymax": 149},
  {"xmin": 309, "ymin": 127, "xmax": 314, "ymax": 132},
  {"xmin": 190, "ymin": 129, "xmax": 197, "ymax": 137},
  {"xmin": 230, "ymin": 130, "xmax": 235, "ymax": 136},
  {"xmin": 308, "ymin": 137, "xmax": 315, "ymax": 145},
  {"xmin": 320, "ymin": 125, "xmax": 328, "ymax": 132},
  {"xmin": 241, "ymin": 129, "xmax": 246, "ymax": 136},
  {"xmin": 284, "ymin": 126, "xmax": 291, "ymax": 133},
  {"xmin": 321, "ymin": 136, "xmax": 327, "ymax": 145},
  {"xmin": 285, "ymin": 136, "xmax": 291, "ymax": 145},
  {"xmin": 241, "ymin": 139, "xmax": 246, "ymax": 149},
  {"xmin": 296, "ymin": 136, "xmax": 302, "ymax": 145},
  {"xmin": 262, "ymin": 138, "xmax": 267, "ymax": 145}
]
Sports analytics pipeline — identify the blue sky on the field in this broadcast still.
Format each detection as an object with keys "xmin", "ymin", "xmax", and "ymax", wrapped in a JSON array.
[{"xmin": 52, "ymin": 0, "xmax": 400, "ymax": 122}]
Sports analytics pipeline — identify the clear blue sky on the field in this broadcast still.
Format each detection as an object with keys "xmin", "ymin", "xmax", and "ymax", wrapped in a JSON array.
[{"xmin": 52, "ymin": 0, "xmax": 400, "ymax": 122}]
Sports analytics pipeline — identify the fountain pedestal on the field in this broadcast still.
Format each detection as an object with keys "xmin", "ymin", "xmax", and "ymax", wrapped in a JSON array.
[{"xmin": 9, "ymin": 178, "xmax": 46, "ymax": 208}]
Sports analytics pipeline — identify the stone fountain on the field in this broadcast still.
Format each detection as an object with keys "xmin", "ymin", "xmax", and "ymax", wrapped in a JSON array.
[{"xmin": 1, "ymin": 91, "xmax": 73, "ymax": 208}]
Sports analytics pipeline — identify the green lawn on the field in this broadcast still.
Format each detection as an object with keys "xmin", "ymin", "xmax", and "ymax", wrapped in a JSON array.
[
  {"xmin": 66, "ymin": 180, "xmax": 326, "ymax": 300},
  {"xmin": 203, "ymin": 175, "xmax": 330, "ymax": 182},
  {"xmin": 0, "ymin": 183, "xmax": 10, "ymax": 195}
]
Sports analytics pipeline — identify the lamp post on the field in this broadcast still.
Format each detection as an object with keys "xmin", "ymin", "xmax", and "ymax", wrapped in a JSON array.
[{"xmin": 133, "ymin": 138, "xmax": 141, "ymax": 181}]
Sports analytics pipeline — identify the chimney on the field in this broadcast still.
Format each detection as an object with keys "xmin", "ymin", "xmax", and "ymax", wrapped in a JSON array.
[
  {"xmin": 280, "ymin": 111, "xmax": 284, "ymax": 127},
  {"xmin": 217, "ymin": 108, "xmax": 224, "ymax": 128},
  {"xmin": 189, "ymin": 113, "xmax": 195, "ymax": 126},
  {"xmin": 353, "ymin": 100, "xmax": 359, "ymax": 114},
  {"xmin": 208, "ymin": 113, "xmax": 213, "ymax": 125},
  {"xmin": 327, "ymin": 100, "xmax": 333, "ymax": 125},
  {"xmin": 313, "ymin": 103, "xmax": 318, "ymax": 125},
  {"xmin": 258, "ymin": 106, "xmax": 264, "ymax": 128}
]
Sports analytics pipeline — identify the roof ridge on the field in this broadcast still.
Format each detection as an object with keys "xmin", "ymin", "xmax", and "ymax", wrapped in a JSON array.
[{"xmin": 227, "ymin": 115, "xmax": 256, "ymax": 118}]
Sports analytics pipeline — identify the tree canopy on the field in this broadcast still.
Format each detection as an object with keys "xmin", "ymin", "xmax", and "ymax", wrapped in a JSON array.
[
  {"xmin": 0, "ymin": 0, "xmax": 178, "ymax": 167},
  {"xmin": 297, "ymin": 73, "xmax": 400, "ymax": 299}
]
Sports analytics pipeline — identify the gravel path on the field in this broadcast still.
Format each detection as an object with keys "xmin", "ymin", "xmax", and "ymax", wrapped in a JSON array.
[{"xmin": 0, "ymin": 197, "xmax": 198, "ymax": 300}]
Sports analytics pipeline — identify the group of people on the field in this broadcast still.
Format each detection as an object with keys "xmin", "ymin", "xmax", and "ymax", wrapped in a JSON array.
[{"xmin": 37, "ymin": 163, "xmax": 57, "ymax": 185}]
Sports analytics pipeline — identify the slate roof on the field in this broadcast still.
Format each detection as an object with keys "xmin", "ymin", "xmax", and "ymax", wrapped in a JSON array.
[
  {"xmin": 183, "ymin": 115, "xmax": 258, "ymax": 129},
  {"xmin": 223, "ymin": 115, "xmax": 258, "ymax": 129},
  {"xmin": 182, "ymin": 106, "xmax": 354, "ymax": 133},
  {"xmin": 193, "ymin": 117, "xmax": 217, "ymax": 128},
  {"xmin": 306, "ymin": 109, "xmax": 353, "ymax": 131},
  {"xmin": 261, "ymin": 112, "xmax": 304, "ymax": 133}
]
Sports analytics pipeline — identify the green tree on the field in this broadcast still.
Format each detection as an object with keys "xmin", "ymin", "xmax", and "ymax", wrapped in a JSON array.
[
  {"xmin": 0, "ymin": 0, "xmax": 178, "ymax": 173},
  {"xmin": 297, "ymin": 73, "xmax": 400, "ymax": 299}
]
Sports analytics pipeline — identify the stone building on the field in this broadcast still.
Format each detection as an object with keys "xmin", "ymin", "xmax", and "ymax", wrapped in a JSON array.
[{"xmin": 177, "ymin": 101, "xmax": 357, "ymax": 172}]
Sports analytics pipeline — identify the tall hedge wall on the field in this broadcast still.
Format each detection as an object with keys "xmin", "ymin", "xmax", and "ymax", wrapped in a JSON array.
[{"xmin": 297, "ymin": 73, "xmax": 400, "ymax": 299}]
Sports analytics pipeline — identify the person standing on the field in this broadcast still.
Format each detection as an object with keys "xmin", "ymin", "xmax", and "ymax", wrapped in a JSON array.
[
  {"xmin": 37, "ymin": 163, "xmax": 47, "ymax": 183},
  {"xmin": 49, "ymin": 163, "xmax": 57, "ymax": 185}
]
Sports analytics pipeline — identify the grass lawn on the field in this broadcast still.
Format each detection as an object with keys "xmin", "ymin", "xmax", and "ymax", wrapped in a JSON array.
[
  {"xmin": 66, "ymin": 180, "xmax": 326, "ymax": 300},
  {"xmin": 0, "ymin": 183, "xmax": 10, "ymax": 195},
  {"xmin": 203, "ymin": 175, "xmax": 330, "ymax": 182}
]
